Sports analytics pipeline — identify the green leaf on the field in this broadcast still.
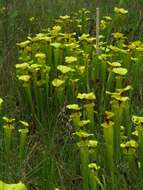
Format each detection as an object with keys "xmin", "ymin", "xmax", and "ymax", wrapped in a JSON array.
[
  {"xmin": 0, "ymin": 98, "xmax": 3, "ymax": 107},
  {"xmin": 57, "ymin": 65, "xmax": 75, "ymax": 74},
  {"xmin": 107, "ymin": 61, "xmax": 121, "ymax": 67},
  {"xmin": 88, "ymin": 140, "xmax": 98, "ymax": 148},
  {"xmin": 78, "ymin": 120, "xmax": 90, "ymax": 127},
  {"xmin": 18, "ymin": 128, "xmax": 29, "ymax": 134},
  {"xmin": 132, "ymin": 115, "xmax": 143, "ymax": 125},
  {"xmin": 79, "ymin": 33, "xmax": 89, "ymax": 41},
  {"xmin": 32, "ymin": 33, "xmax": 51, "ymax": 42},
  {"xmin": 19, "ymin": 121, "xmax": 29, "ymax": 128},
  {"xmin": 88, "ymin": 163, "xmax": 100, "ymax": 171},
  {"xmin": 52, "ymin": 78, "xmax": 64, "ymax": 87},
  {"xmin": 112, "ymin": 67, "xmax": 128, "ymax": 76},
  {"xmin": 116, "ymin": 85, "xmax": 132, "ymax": 93},
  {"xmin": 35, "ymin": 53, "xmax": 46, "ymax": 59},
  {"xmin": 104, "ymin": 111, "xmax": 114, "ymax": 120},
  {"xmin": 65, "ymin": 56, "xmax": 77, "ymax": 64},
  {"xmin": 121, "ymin": 140, "xmax": 138, "ymax": 149},
  {"xmin": 114, "ymin": 7, "xmax": 128, "ymax": 15},
  {"xmin": 51, "ymin": 42, "xmax": 62, "ymax": 49},
  {"xmin": 3, "ymin": 117, "xmax": 15, "ymax": 124},
  {"xmin": 77, "ymin": 92, "xmax": 96, "ymax": 100},
  {"xmin": 112, "ymin": 32, "xmax": 125, "ymax": 39},
  {"xmin": 74, "ymin": 130, "xmax": 94, "ymax": 138},
  {"xmin": 17, "ymin": 40, "xmax": 31, "ymax": 48},
  {"xmin": 59, "ymin": 15, "xmax": 70, "ymax": 20},
  {"xmin": 18, "ymin": 75, "xmax": 31, "ymax": 82},
  {"xmin": 106, "ymin": 91, "xmax": 129, "ymax": 102},
  {"xmin": 0, "ymin": 181, "xmax": 27, "ymax": 190},
  {"xmin": 16, "ymin": 63, "xmax": 29, "ymax": 70},
  {"xmin": 102, "ymin": 121, "xmax": 114, "ymax": 128},
  {"xmin": 66, "ymin": 104, "xmax": 80, "ymax": 111}
]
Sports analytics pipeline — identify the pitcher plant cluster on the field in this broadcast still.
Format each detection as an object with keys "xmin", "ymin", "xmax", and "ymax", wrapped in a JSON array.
[{"xmin": 0, "ymin": 6, "xmax": 143, "ymax": 190}]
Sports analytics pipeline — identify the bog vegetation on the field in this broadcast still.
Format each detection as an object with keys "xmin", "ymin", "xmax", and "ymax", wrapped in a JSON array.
[{"xmin": 0, "ymin": 2, "xmax": 143, "ymax": 190}]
